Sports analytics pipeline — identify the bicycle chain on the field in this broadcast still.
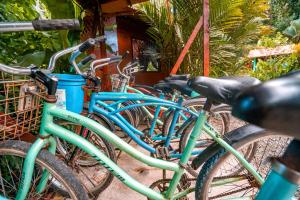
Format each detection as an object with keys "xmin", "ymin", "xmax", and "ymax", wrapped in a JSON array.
[
  {"xmin": 208, "ymin": 174, "xmax": 259, "ymax": 199},
  {"xmin": 209, "ymin": 186, "xmax": 253, "ymax": 199}
]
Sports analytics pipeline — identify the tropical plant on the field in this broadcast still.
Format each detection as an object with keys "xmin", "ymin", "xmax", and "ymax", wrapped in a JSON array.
[
  {"xmin": 136, "ymin": 0, "xmax": 269, "ymax": 76},
  {"xmin": 248, "ymin": 33, "xmax": 300, "ymax": 80},
  {"xmin": 250, "ymin": 54, "xmax": 299, "ymax": 80},
  {"xmin": 0, "ymin": 0, "xmax": 80, "ymax": 72},
  {"xmin": 284, "ymin": 18, "xmax": 300, "ymax": 42},
  {"xmin": 270, "ymin": 0, "xmax": 300, "ymax": 31},
  {"xmin": 137, "ymin": 1, "xmax": 180, "ymax": 72},
  {"xmin": 257, "ymin": 32, "xmax": 290, "ymax": 48}
]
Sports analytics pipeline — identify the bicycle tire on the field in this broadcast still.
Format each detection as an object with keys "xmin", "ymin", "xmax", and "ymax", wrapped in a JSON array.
[
  {"xmin": 179, "ymin": 104, "xmax": 231, "ymax": 153},
  {"xmin": 195, "ymin": 133, "xmax": 293, "ymax": 200},
  {"xmin": 163, "ymin": 98, "xmax": 210, "ymax": 136},
  {"xmin": 55, "ymin": 115, "xmax": 117, "ymax": 197},
  {"xmin": 0, "ymin": 140, "xmax": 88, "ymax": 200},
  {"xmin": 122, "ymin": 101, "xmax": 141, "ymax": 127},
  {"xmin": 56, "ymin": 112, "xmax": 114, "ymax": 165}
]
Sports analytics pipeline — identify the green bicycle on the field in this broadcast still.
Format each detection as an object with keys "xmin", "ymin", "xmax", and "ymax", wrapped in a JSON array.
[{"xmin": 0, "ymin": 45, "xmax": 283, "ymax": 200}]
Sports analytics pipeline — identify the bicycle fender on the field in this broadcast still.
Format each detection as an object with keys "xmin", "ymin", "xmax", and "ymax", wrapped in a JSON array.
[
  {"xmin": 93, "ymin": 113, "xmax": 116, "ymax": 132},
  {"xmin": 191, "ymin": 124, "xmax": 266, "ymax": 169}
]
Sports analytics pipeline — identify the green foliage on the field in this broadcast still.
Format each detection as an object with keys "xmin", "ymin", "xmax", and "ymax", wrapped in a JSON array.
[
  {"xmin": 257, "ymin": 32, "xmax": 289, "ymax": 48},
  {"xmin": 250, "ymin": 54, "xmax": 299, "ymax": 80},
  {"xmin": 249, "ymin": 33, "xmax": 300, "ymax": 80},
  {"xmin": 284, "ymin": 18, "xmax": 300, "ymax": 42},
  {"xmin": 137, "ymin": 2, "xmax": 179, "ymax": 71},
  {"xmin": 0, "ymin": 0, "xmax": 79, "ymax": 72},
  {"xmin": 270, "ymin": 0, "xmax": 300, "ymax": 31},
  {"xmin": 136, "ymin": 0, "xmax": 269, "ymax": 76}
]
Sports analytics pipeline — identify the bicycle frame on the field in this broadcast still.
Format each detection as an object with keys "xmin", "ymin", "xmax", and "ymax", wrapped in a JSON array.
[
  {"xmin": 88, "ymin": 91, "xmax": 197, "ymax": 155},
  {"xmin": 125, "ymin": 85, "xmax": 176, "ymax": 126},
  {"xmin": 15, "ymin": 101, "xmax": 264, "ymax": 200}
]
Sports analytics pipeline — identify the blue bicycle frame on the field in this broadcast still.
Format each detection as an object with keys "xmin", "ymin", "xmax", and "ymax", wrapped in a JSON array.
[{"xmin": 88, "ymin": 91, "xmax": 199, "ymax": 157}]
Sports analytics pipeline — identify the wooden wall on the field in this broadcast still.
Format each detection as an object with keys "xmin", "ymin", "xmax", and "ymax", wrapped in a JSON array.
[{"xmin": 116, "ymin": 16, "xmax": 168, "ymax": 86}]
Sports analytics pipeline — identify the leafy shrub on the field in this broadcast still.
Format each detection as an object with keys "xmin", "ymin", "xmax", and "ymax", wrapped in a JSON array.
[
  {"xmin": 247, "ymin": 33, "xmax": 300, "ymax": 80},
  {"xmin": 250, "ymin": 53, "xmax": 299, "ymax": 80},
  {"xmin": 270, "ymin": 0, "xmax": 300, "ymax": 31},
  {"xmin": 0, "ymin": 0, "xmax": 79, "ymax": 72}
]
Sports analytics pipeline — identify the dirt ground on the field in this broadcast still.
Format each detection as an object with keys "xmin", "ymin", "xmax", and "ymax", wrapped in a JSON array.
[
  {"xmin": 97, "ymin": 142, "xmax": 195, "ymax": 200},
  {"xmin": 96, "ymin": 116, "xmax": 245, "ymax": 200}
]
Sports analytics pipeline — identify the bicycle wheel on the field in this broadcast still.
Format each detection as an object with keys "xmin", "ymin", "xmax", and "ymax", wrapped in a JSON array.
[
  {"xmin": 55, "ymin": 116, "xmax": 116, "ymax": 197},
  {"xmin": 195, "ymin": 133, "xmax": 293, "ymax": 200},
  {"xmin": 122, "ymin": 101, "xmax": 141, "ymax": 128},
  {"xmin": 179, "ymin": 105, "xmax": 231, "ymax": 154},
  {"xmin": 0, "ymin": 140, "xmax": 88, "ymax": 200},
  {"xmin": 56, "ymin": 113, "xmax": 114, "ymax": 166},
  {"xmin": 162, "ymin": 98, "xmax": 209, "ymax": 136}
]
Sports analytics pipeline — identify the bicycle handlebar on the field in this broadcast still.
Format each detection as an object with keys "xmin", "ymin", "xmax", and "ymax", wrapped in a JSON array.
[
  {"xmin": 79, "ymin": 54, "xmax": 96, "ymax": 66},
  {"xmin": 48, "ymin": 37, "xmax": 106, "ymax": 73},
  {"xmin": 0, "ymin": 63, "xmax": 34, "ymax": 75},
  {"xmin": 47, "ymin": 44, "xmax": 82, "ymax": 72},
  {"xmin": 0, "ymin": 19, "xmax": 80, "ymax": 32},
  {"xmin": 0, "ymin": 36, "xmax": 121, "ymax": 79},
  {"xmin": 69, "ymin": 37, "xmax": 108, "ymax": 75},
  {"xmin": 91, "ymin": 56, "xmax": 123, "ymax": 75},
  {"xmin": 78, "ymin": 38, "xmax": 96, "ymax": 52},
  {"xmin": 32, "ymin": 19, "xmax": 80, "ymax": 31}
]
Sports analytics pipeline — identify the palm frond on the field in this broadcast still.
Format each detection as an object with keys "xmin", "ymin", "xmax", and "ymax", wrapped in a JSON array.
[{"xmin": 136, "ymin": 0, "xmax": 269, "ymax": 76}]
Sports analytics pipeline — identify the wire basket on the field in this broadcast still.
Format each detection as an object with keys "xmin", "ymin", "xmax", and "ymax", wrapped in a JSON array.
[
  {"xmin": 0, "ymin": 73, "xmax": 46, "ymax": 141},
  {"xmin": 111, "ymin": 74, "xmax": 129, "ymax": 92}
]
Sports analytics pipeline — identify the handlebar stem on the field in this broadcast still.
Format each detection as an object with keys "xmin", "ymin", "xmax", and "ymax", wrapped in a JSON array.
[
  {"xmin": 48, "ymin": 44, "xmax": 81, "ymax": 72},
  {"xmin": 69, "ymin": 50, "xmax": 85, "ymax": 75}
]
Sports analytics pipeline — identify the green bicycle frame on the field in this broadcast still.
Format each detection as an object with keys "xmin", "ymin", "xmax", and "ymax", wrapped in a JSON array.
[{"xmin": 15, "ymin": 101, "xmax": 263, "ymax": 200}]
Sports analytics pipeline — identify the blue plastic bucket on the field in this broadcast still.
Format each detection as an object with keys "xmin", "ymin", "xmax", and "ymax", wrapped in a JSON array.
[{"xmin": 51, "ymin": 74, "xmax": 86, "ymax": 114}]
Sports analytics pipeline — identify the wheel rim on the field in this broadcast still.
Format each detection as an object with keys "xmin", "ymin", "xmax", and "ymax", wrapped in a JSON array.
[
  {"xmin": 55, "ymin": 121, "xmax": 113, "ymax": 194},
  {"xmin": 201, "ymin": 135, "xmax": 294, "ymax": 199},
  {"xmin": 0, "ymin": 152, "xmax": 74, "ymax": 199}
]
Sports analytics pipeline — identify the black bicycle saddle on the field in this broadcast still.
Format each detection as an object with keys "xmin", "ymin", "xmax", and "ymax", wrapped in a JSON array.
[
  {"xmin": 232, "ymin": 72, "xmax": 300, "ymax": 139},
  {"xmin": 154, "ymin": 81, "xmax": 173, "ymax": 94},
  {"xmin": 188, "ymin": 76, "xmax": 261, "ymax": 104},
  {"xmin": 164, "ymin": 74, "xmax": 190, "ymax": 81}
]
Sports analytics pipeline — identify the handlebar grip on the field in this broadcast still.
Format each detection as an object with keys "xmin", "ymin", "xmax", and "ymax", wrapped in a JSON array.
[
  {"xmin": 79, "ymin": 38, "xmax": 96, "ymax": 52},
  {"xmin": 80, "ymin": 54, "xmax": 96, "ymax": 65},
  {"xmin": 95, "ymin": 36, "xmax": 106, "ymax": 43},
  {"xmin": 32, "ymin": 19, "xmax": 80, "ymax": 31},
  {"xmin": 110, "ymin": 56, "xmax": 123, "ymax": 62}
]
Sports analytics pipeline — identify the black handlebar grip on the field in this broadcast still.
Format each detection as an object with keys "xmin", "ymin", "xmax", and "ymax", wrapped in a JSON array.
[
  {"xmin": 79, "ymin": 38, "xmax": 96, "ymax": 52},
  {"xmin": 80, "ymin": 54, "xmax": 96, "ymax": 65},
  {"xmin": 110, "ymin": 55, "xmax": 123, "ymax": 62},
  {"xmin": 32, "ymin": 19, "xmax": 80, "ymax": 31}
]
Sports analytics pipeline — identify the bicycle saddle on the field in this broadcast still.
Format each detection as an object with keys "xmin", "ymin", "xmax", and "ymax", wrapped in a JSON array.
[
  {"xmin": 232, "ymin": 73, "xmax": 300, "ymax": 139},
  {"xmin": 188, "ymin": 76, "xmax": 261, "ymax": 104},
  {"xmin": 159, "ymin": 78, "xmax": 195, "ymax": 96},
  {"xmin": 154, "ymin": 82, "xmax": 173, "ymax": 93},
  {"xmin": 164, "ymin": 74, "xmax": 190, "ymax": 81}
]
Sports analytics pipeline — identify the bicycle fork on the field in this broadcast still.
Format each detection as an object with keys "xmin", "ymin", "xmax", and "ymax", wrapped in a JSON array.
[{"xmin": 15, "ymin": 137, "xmax": 57, "ymax": 200}]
